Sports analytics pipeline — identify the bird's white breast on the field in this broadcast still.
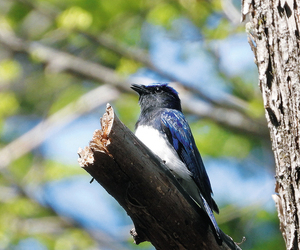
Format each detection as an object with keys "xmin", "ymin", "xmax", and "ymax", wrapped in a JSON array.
[{"xmin": 135, "ymin": 125, "xmax": 191, "ymax": 181}]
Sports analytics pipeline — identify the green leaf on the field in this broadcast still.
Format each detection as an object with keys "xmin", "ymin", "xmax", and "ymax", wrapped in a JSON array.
[
  {"xmin": 0, "ymin": 91, "xmax": 19, "ymax": 118},
  {"xmin": 57, "ymin": 6, "xmax": 93, "ymax": 30},
  {"xmin": 116, "ymin": 57, "xmax": 141, "ymax": 76},
  {"xmin": 147, "ymin": 3, "xmax": 180, "ymax": 27},
  {"xmin": 7, "ymin": 2, "xmax": 31, "ymax": 25},
  {"xmin": 0, "ymin": 59, "xmax": 22, "ymax": 83}
]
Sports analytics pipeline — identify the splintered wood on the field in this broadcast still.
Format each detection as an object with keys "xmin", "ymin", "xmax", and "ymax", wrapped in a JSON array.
[
  {"xmin": 90, "ymin": 103, "xmax": 114, "ymax": 155},
  {"xmin": 77, "ymin": 103, "xmax": 114, "ymax": 167}
]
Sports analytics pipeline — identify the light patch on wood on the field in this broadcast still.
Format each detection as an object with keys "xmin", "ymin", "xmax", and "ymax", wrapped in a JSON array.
[
  {"xmin": 89, "ymin": 103, "xmax": 114, "ymax": 156},
  {"xmin": 77, "ymin": 146, "xmax": 94, "ymax": 167}
]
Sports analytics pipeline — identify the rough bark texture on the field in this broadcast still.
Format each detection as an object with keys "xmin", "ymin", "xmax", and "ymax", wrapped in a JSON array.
[
  {"xmin": 78, "ymin": 104, "xmax": 241, "ymax": 250},
  {"xmin": 242, "ymin": 0, "xmax": 300, "ymax": 249}
]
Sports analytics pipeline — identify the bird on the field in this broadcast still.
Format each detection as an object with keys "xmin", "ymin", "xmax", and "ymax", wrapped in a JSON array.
[{"xmin": 131, "ymin": 83, "xmax": 221, "ymax": 242}]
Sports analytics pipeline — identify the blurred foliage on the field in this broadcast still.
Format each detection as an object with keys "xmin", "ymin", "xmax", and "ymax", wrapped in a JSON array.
[
  {"xmin": 191, "ymin": 120, "xmax": 252, "ymax": 158},
  {"xmin": 0, "ymin": 59, "xmax": 22, "ymax": 82},
  {"xmin": 57, "ymin": 6, "xmax": 93, "ymax": 31},
  {"xmin": 146, "ymin": 3, "xmax": 180, "ymax": 27},
  {"xmin": 117, "ymin": 58, "xmax": 142, "ymax": 76},
  {"xmin": 114, "ymin": 93, "xmax": 140, "ymax": 131},
  {"xmin": 0, "ymin": 0, "xmax": 283, "ymax": 249}
]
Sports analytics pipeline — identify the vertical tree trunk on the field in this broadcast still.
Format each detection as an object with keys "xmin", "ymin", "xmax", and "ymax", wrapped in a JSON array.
[{"xmin": 242, "ymin": 0, "xmax": 300, "ymax": 249}]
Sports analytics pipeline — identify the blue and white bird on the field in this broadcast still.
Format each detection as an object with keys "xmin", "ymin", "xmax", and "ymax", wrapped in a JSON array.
[{"xmin": 131, "ymin": 83, "xmax": 221, "ymax": 241}]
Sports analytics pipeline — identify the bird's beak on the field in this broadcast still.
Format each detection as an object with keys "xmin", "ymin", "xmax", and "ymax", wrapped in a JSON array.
[{"xmin": 131, "ymin": 84, "xmax": 145, "ymax": 95}]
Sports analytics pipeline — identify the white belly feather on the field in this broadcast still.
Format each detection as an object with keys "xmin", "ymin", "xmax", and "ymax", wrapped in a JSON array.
[
  {"xmin": 135, "ymin": 125, "xmax": 192, "ymax": 181},
  {"xmin": 135, "ymin": 125, "xmax": 203, "ymax": 205}
]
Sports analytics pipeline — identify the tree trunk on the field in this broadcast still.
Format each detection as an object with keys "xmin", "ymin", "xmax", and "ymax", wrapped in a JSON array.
[{"xmin": 242, "ymin": 0, "xmax": 300, "ymax": 249}]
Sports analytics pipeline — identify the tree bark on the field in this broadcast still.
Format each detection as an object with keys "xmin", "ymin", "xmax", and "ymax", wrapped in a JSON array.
[
  {"xmin": 242, "ymin": 0, "xmax": 300, "ymax": 249},
  {"xmin": 78, "ymin": 104, "xmax": 241, "ymax": 250}
]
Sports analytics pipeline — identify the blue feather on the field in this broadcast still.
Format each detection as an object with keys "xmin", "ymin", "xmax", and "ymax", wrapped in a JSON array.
[{"xmin": 160, "ymin": 110, "xmax": 218, "ymax": 213}]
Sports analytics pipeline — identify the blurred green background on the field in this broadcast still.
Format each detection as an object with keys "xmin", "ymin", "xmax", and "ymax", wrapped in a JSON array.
[{"xmin": 0, "ymin": 0, "xmax": 285, "ymax": 249}]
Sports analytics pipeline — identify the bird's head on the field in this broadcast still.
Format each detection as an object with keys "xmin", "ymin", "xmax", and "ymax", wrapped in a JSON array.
[{"xmin": 131, "ymin": 83, "xmax": 182, "ymax": 112}]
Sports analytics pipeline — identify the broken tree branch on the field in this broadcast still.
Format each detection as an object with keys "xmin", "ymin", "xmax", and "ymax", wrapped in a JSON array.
[{"xmin": 78, "ymin": 104, "xmax": 242, "ymax": 250}]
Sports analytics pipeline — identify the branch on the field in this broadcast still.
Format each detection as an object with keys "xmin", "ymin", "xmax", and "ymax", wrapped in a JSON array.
[
  {"xmin": 0, "ymin": 85, "xmax": 120, "ymax": 170},
  {"xmin": 0, "ymin": 27, "xmax": 131, "ymax": 92},
  {"xmin": 220, "ymin": 0, "xmax": 241, "ymax": 25},
  {"xmin": 14, "ymin": 0, "xmax": 249, "ymax": 114},
  {"xmin": 179, "ymin": 89, "xmax": 269, "ymax": 139},
  {"xmin": 0, "ymin": 27, "xmax": 268, "ymax": 139},
  {"xmin": 0, "ymin": 26, "xmax": 269, "ymax": 170},
  {"xmin": 81, "ymin": 31, "xmax": 252, "ymax": 113},
  {"xmin": 78, "ymin": 104, "xmax": 242, "ymax": 250}
]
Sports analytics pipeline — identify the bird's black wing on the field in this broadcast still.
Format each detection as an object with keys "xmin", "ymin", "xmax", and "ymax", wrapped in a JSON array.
[{"xmin": 161, "ymin": 109, "xmax": 219, "ymax": 213}]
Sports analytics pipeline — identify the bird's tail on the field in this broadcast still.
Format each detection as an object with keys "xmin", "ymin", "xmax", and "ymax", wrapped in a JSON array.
[
  {"xmin": 200, "ymin": 194, "xmax": 222, "ymax": 244},
  {"xmin": 200, "ymin": 194, "xmax": 242, "ymax": 249}
]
